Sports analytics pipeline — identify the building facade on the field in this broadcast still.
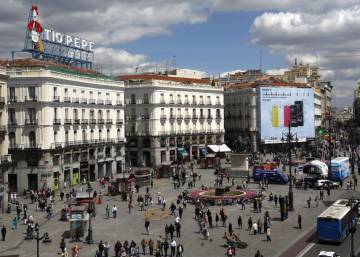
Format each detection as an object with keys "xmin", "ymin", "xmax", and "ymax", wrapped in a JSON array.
[
  {"xmin": 5, "ymin": 59, "xmax": 125, "ymax": 193},
  {"xmin": 119, "ymin": 74, "xmax": 224, "ymax": 167},
  {"xmin": 0, "ymin": 66, "xmax": 11, "ymax": 212}
]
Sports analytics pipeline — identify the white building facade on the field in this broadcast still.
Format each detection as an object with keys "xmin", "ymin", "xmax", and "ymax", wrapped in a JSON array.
[
  {"xmin": 6, "ymin": 61, "xmax": 125, "ymax": 192},
  {"xmin": 120, "ymin": 74, "xmax": 224, "ymax": 167}
]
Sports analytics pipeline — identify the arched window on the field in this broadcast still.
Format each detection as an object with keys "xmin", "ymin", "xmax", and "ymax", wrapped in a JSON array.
[
  {"xmin": 107, "ymin": 129, "xmax": 110, "ymax": 140},
  {"xmin": 90, "ymin": 130, "xmax": 94, "ymax": 141},
  {"xmin": 65, "ymin": 130, "xmax": 69, "ymax": 143},
  {"xmin": 117, "ymin": 129, "xmax": 121, "ymax": 139},
  {"xmin": 99, "ymin": 130, "xmax": 102, "ymax": 140}
]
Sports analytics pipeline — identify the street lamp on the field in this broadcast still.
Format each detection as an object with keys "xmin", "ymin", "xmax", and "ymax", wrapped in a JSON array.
[
  {"xmin": 281, "ymin": 125, "xmax": 298, "ymax": 212},
  {"xmin": 34, "ymin": 224, "xmax": 49, "ymax": 257},
  {"xmin": 86, "ymin": 183, "xmax": 94, "ymax": 244}
]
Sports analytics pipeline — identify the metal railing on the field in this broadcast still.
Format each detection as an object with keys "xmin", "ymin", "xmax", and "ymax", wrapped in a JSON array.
[
  {"xmin": 53, "ymin": 119, "xmax": 61, "ymax": 125},
  {"xmin": 53, "ymin": 96, "xmax": 60, "ymax": 102},
  {"xmin": 105, "ymin": 100, "xmax": 112, "ymax": 105},
  {"xmin": 64, "ymin": 97, "xmax": 71, "ymax": 103},
  {"xmin": 25, "ymin": 119, "xmax": 38, "ymax": 125},
  {"xmin": 81, "ymin": 98, "xmax": 87, "ymax": 104},
  {"xmin": 72, "ymin": 97, "xmax": 79, "ymax": 103},
  {"xmin": 89, "ymin": 99, "xmax": 96, "ymax": 104},
  {"xmin": 64, "ymin": 119, "xmax": 72, "ymax": 125},
  {"xmin": 25, "ymin": 96, "xmax": 38, "ymax": 102}
]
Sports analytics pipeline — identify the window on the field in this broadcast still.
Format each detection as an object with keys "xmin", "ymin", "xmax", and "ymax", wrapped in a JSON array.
[
  {"xmin": 82, "ymin": 130, "xmax": 86, "ymax": 142},
  {"xmin": 9, "ymin": 87, "xmax": 15, "ymax": 101},
  {"xmin": 81, "ymin": 90, "xmax": 85, "ymax": 94},
  {"xmin": 53, "ymin": 87, "xmax": 57, "ymax": 97},
  {"xmin": 90, "ymin": 130, "xmax": 94, "ymax": 141},
  {"xmin": 170, "ymin": 94, "xmax": 174, "ymax": 103},
  {"xmin": 27, "ymin": 108, "xmax": 36, "ymax": 121},
  {"xmin": 207, "ymin": 96, "xmax": 211, "ymax": 104},
  {"xmin": 177, "ymin": 108, "xmax": 181, "ymax": 116},
  {"xmin": 90, "ymin": 91, "xmax": 93, "ymax": 99},
  {"xmin": 9, "ymin": 132, "xmax": 16, "ymax": 148},
  {"xmin": 28, "ymin": 87, "xmax": 36, "ymax": 99},
  {"xmin": 116, "ymin": 110, "xmax": 120, "ymax": 120},
  {"xmin": 73, "ymin": 109, "xmax": 78, "ymax": 120},
  {"xmin": 185, "ymin": 95, "xmax": 188, "ymax": 103},
  {"xmin": 117, "ymin": 128, "xmax": 121, "ymax": 139},
  {"xmin": 192, "ymin": 108, "xmax": 196, "ymax": 116},
  {"xmin": 216, "ymin": 109, "xmax": 221, "ymax": 118},
  {"xmin": 131, "ymin": 94, "xmax": 136, "ymax": 104},
  {"xmin": 73, "ymin": 89, "xmax": 76, "ymax": 94},
  {"xmin": 54, "ymin": 131, "xmax": 58, "ymax": 143},
  {"xmin": 161, "ymin": 108, "xmax": 165, "ymax": 115},
  {"xmin": 106, "ymin": 93, "xmax": 110, "ymax": 100},
  {"xmin": 216, "ymin": 96, "xmax": 220, "ymax": 104},
  {"xmin": 65, "ymin": 130, "xmax": 69, "ymax": 143},
  {"xmin": 54, "ymin": 108, "xmax": 58, "ymax": 120},
  {"xmin": 207, "ymin": 109, "xmax": 211, "ymax": 118},
  {"xmin": 65, "ymin": 108, "xmax": 69, "ymax": 119},
  {"xmin": 90, "ymin": 110, "xmax": 94, "ymax": 119},
  {"xmin": 200, "ymin": 96, "xmax": 204, "ymax": 104},
  {"xmin": 98, "ymin": 92, "xmax": 101, "ymax": 98},
  {"xmin": 170, "ymin": 108, "xmax": 174, "ymax": 117},
  {"xmin": 200, "ymin": 109, "xmax": 204, "ymax": 118},
  {"xmin": 98, "ymin": 110, "xmax": 102, "ymax": 119},
  {"xmin": 82, "ymin": 109, "xmax": 85, "ymax": 119},
  {"xmin": 192, "ymin": 95, "xmax": 196, "ymax": 104},
  {"xmin": 74, "ymin": 130, "xmax": 77, "ymax": 141},
  {"xmin": 28, "ymin": 131, "xmax": 36, "ymax": 147},
  {"xmin": 99, "ymin": 130, "xmax": 102, "ymax": 140},
  {"xmin": 144, "ymin": 93, "xmax": 149, "ymax": 104},
  {"xmin": 106, "ymin": 110, "xmax": 110, "ymax": 120},
  {"xmin": 160, "ymin": 93, "xmax": 165, "ymax": 103},
  {"xmin": 9, "ymin": 108, "xmax": 15, "ymax": 122},
  {"xmin": 107, "ymin": 129, "xmax": 110, "ymax": 140},
  {"xmin": 64, "ymin": 88, "xmax": 68, "ymax": 97}
]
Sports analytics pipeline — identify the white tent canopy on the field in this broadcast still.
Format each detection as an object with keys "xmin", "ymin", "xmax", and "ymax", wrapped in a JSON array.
[{"xmin": 208, "ymin": 144, "xmax": 231, "ymax": 153}]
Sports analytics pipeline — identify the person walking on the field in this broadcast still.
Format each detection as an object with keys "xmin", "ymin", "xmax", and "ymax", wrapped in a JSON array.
[
  {"xmin": 145, "ymin": 219, "xmax": 150, "ymax": 235},
  {"xmin": 255, "ymin": 250, "xmax": 263, "ymax": 257},
  {"xmin": 141, "ymin": 239, "xmax": 147, "ymax": 255},
  {"xmin": 105, "ymin": 204, "xmax": 110, "ymax": 219},
  {"xmin": 177, "ymin": 243, "xmax": 184, "ymax": 257},
  {"xmin": 170, "ymin": 239, "xmax": 177, "ymax": 257},
  {"xmin": 228, "ymin": 222, "xmax": 233, "ymax": 235},
  {"xmin": 274, "ymin": 195, "xmax": 278, "ymax": 207},
  {"xmin": 258, "ymin": 199, "xmax": 262, "ymax": 213},
  {"xmin": 114, "ymin": 241, "xmax": 122, "ymax": 257},
  {"xmin": 247, "ymin": 217, "xmax": 253, "ymax": 231},
  {"xmin": 252, "ymin": 222, "xmax": 258, "ymax": 235},
  {"xmin": 148, "ymin": 238, "xmax": 154, "ymax": 255},
  {"xmin": 1, "ymin": 225, "xmax": 6, "ymax": 241},
  {"xmin": 112, "ymin": 205, "xmax": 117, "ymax": 218},
  {"xmin": 60, "ymin": 238, "xmax": 66, "ymax": 253},
  {"xmin": 307, "ymin": 197, "xmax": 311, "ymax": 208},
  {"xmin": 257, "ymin": 219, "xmax": 262, "ymax": 234},
  {"xmin": 266, "ymin": 227, "xmax": 271, "ymax": 242},
  {"xmin": 215, "ymin": 213, "xmax": 219, "ymax": 227},
  {"xmin": 104, "ymin": 241, "xmax": 110, "ymax": 257},
  {"xmin": 237, "ymin": 215, "xmax": 242, "ymax": 229},
  {"xmin": 163, "ymin": 239, "xmax": 169, "ymax": 257},
  {"xmin": 298, "ymin": 215, "xmax": 302, "ymax": 229},
  {"xmin": 175, "ymin": 222, "xmax": 181, "ymax": 238}
]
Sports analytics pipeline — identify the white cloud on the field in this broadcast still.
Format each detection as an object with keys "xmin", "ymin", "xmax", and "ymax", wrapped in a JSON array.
[
  {"xmin": 219, "ymin": 69, "xmax": 246, "ymax": 78},
  {"xmin": 266, "ymin": 68, "xmax": 288, "ymax": 75}
]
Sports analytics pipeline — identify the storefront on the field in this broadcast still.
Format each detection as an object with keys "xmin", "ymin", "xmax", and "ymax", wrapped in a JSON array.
[
  {"xmin": 64, "ymin": 169, "xmax": 71, "ymax": 187},
  {"xmin": 105, "ymin": 161, "xmax": 112, "ymax": 177},
  {"xmin": 97, "ymin": 162, "xmax": 104, "ymax": 178},
  {"xmin": 89, "ymin": 164, "xmax": 96, "ymax": 181},
  {"xmin": 53, "ymin": 171, "xmax": 60, "ymax": 190},
  {"xmin": 80, "ymin": 161, "xmax": 89, "ymax": 181},
  {"xmin": 71, "ymin": 168, "xmax": 80, "ymax": 186}
]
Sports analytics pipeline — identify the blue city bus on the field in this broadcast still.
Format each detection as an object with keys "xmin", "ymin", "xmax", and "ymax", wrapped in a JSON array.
[
  {"xmin": 317, "ymin": 199, "xmax": 358, "ymax": 242},
  {"xmin": 253, "ymin": 169, "xmax": 289, "ymax": 184},
  {"xmin": 329, "ymin": 157, "xmax": 350, "ymax": 181}
]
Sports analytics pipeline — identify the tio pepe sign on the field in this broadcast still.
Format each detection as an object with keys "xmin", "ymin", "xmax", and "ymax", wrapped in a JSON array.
[{"xmin": 43, "ymin": 29, "xmax": 95, "ymax": 52}]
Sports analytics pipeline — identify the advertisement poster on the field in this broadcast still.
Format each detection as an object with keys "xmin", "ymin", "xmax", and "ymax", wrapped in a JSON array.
[{"xmin": 259, "ymin": 87, "xmax": 315, "ymax": 143}]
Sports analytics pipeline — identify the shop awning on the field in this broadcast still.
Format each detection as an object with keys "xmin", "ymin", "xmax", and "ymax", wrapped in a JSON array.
[
  {"xmin": 208, "ymin": 144, "xmax": 232, "ymax": 153},
  {"xmin": 177, "ymin": 147, "xmax": 189, "ymax": 156}
]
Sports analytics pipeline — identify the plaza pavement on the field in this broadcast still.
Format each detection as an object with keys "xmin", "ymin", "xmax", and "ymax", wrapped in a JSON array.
[{"xmin": 0, "ymin": 161, "xmax": 352, "ymax": 257}]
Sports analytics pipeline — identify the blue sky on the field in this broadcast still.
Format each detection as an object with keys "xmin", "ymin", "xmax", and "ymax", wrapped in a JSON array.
[{"xmin": 121, "ymin": 11, "xmax": 285, "ymax": 75}]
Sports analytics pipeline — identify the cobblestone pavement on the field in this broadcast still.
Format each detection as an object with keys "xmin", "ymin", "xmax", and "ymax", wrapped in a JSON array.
[{"xmin": 0, "ymin": 161, "xmax": 353, "ymax": 257}]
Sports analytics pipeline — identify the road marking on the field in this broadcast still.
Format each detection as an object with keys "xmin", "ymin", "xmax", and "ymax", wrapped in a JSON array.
[{"xmin": 296, "ymin": 243, "xmax": 315, "ymax": 257}]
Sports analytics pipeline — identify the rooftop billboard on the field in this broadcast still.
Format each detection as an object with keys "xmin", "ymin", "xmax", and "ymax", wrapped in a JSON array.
[{"xmin": 259, "ymin": 87, "xmax": 315, "ymax": 143}]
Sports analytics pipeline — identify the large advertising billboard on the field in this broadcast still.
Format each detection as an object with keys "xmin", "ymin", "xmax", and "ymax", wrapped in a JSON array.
[{"xmin": 259, "ymin": 87, "xmax": 315, "ymax": 143}]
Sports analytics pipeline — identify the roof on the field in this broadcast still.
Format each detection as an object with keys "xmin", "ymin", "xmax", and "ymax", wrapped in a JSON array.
[
  {"xmin": 224, "ymin": 77, "xmax": 310, "ymax": 90},
  {"xmin": 318, "ymin": 204, "xmax": 350, "ymax": 220},
  {"xmin": 0, "ymin": 58, "xmax": 108, "ymax": 79},
  {"xmin": 117, "ymin": 74, "xmax": 212, "ymax": 85}
]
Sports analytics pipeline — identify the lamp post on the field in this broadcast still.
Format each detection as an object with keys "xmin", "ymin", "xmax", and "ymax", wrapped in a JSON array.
[
  {"xmin": 35, "ymin": 224, "xmax": 48, "ymax": 257},
  {"xmin": 86, "ymin": 183, "xmax": 94, "ymax": 244},
  {"xmin": 281, "ymin": 125, "xmax": 297, "ymax": 212}
]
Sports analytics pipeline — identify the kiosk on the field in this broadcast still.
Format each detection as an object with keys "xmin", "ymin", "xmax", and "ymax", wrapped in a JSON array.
[{"xmin": 69, "ymin": 205, "xmax": 89, "ymax": 240}]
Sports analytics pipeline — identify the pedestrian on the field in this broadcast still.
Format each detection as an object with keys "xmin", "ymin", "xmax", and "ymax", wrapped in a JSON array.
[
  {"xmin": 177, "ymin": 244, "xmax": 184, "ymax": 257},
  {"xmin": 105, "ymin": 204, "xmax": 110, "ymax": 219},
  {"xmin": 1, "ymin": 225, "xmax": 6, "ymax": 241},
  {"xmin": 298, "ymin": 214, "xmax": 302, "ymax": 229},
  {"xmin": 258, "ymin": 199, "xmax": 262, "ymax": 213},
  {"xmin": 215, "ymin": 213, "xmax": 219, "ymax": 227},
  {"xmin": 148, "ymin": 238, "xmax": 154, "ymax": 255},
  {"xmin": 274, "ymin": 194, "xmax": 278, "ymax": 207},
  {"xmin": 228, "ymin": 222, "xmax": 233, "ymax": 235},
  {"xmin": 252, "ymin": 222, "xmax": 258, "ymax": 235},
  {"xmin": 168, "ymin": 223, "xmax": 175, "ymax": 240},
  {"xmin": 60, "ymin": 238, "xmax": 66, "ymax": 252},
  {"xmin": 257, "ymin": 219, "xmax": 262, "ymax": 234},
  {"xmin": 266, "ymin": 227, "xmax": 271, "ymax": 242},
  {"xmin": 320, "ymin": 189, "xmax": 324, "ymax": 200},
  {"xmin": 114, "ymin": 241, "xmax": 122, "ymax": 257},
  {"xmin": 141, "ymin": 238, "xmax": 147, "ymax": 255},
  {"xmin": 145, "ymin": 219, "xmax": 150, "ymax": 235},
  {"xmin": 175, "ymin": 222, "xmax": 181, "ymax": 238},
  {"xmin": 104, "ymin": 241, "xmax": 110, "ymax": 257},
  {"xmin": 307, "ymin": 197, "xmax": 311, "ymax": 208},
  {"xmin": 60, "ymin": 191, "xmax": 64, "ymax": 201},
  {"xmin": 128, "ymin": 201, "xmax": 133, "ymax": 214},
  {"xmin": 163, "ymin": 239, "xmax": 169, "ymax": 257},
  {"xmin": 247, "ymin": 217, "xmax": 253, "ymax": 231},
  {"xmin": 237, "ymin": 215, "xmax": 242, "ymax": 229},
  {"xmin": 12, "ymin": 217, "xmax": 17, "ymax": 230},
  {"xmin": 170, "ymin": 239, "xmax": 177, "ymax": 257},
  {"xmin": 112, "ymin": 205, "xmax": 117, "ymax": 218},
  {"xmin": 253, "ymin": 199, "xmax": 258, "ymax": 213},
  {"xmin": 255, "ymin": 250, "xmax": 263, "ymax": 257}
]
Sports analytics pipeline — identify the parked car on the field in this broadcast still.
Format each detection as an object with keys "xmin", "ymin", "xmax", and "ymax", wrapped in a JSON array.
[
  {"xmin": 314, "ymin": 179, "xmax": 340, "ymax": 189},
  {"xmin": 318, "ymin": 251, "xmax": 340, "ymax": 257}
]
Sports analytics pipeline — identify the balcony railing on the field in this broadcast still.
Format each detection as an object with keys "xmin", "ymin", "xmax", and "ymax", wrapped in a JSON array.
[
  {"xmin": 0, "ymin": 125, "xmax": 6, "ymax": 134},
  {"xmin": 73, "ymin": 119, "xmax": 81, "ymax": 125},
  {"xmin": 25, "ymin": 96, "xmax": 38, "ymax": 102},
  {"xmin": 177, "ymin": 100, "xmax": 182, "ymax": 104},
  {"xmin": 184, "ymin": 115, "xmax": 191, "ymax": 120},
  {"xmin": 105, "ymin": 100, "xmax": 112, "ymax": 105},
  {"xmin": 51, "ymin": 142, "xmax": 63, "ymax": 149},
  {"xmin": 207, "ymin": 115, "xmax": 213, "ymax": 120},
  {"xmin": 199, "ymin": 101, "xmax": 205, "ymax": 106},
  {"xmin": 169, "ymin": 100, "xmax": 175, "ymax": 104},
  {"xmin": 184, "ymin": 100, "xmax": 189, "ymax": 105},
  {"xmin": 169, "ymin": 115, "xmax": 175, "ymax": 120},
  {"xmin": 160, "ymin": 100, "xmax": 166, "ymax": 104},
  {"xmin": 25, "ymin": 119, "xmax": 38, "ymax": 125},
  {"xmin": 64, "ymin": 119, "xmax": 72, "ymax": 125},
  {"xmin": 97, "ymin": 99, "xmax": 104, "ymax": 105},
  {"xmin": 8, "ymin": 119, "xmax": 17, "ymax": 126},
  {"xmin": 53, "ymin": 119, "xmax": 61, "ymax": 125},
  {"xmin": 192, "ymin": 115, "xmax": 198, "ymax": 120},
  {"xmin": 9, "ymin": 96, "xmax": 17, "ymax": 103},
  {"xmin": 160, "ymin": 115, "xmax": 167, "ymax": 120},
  {"xmin": 206, "ymin": 102, "xmax": 212, "ymax": 106},
  {"xmin": 215, "ymin": 115, "xmax": 222, "ymax": 120},
  {"xmin": 81, "ymin": 119, "xmax": 88, "ymax": 124},
  {"xmin": 199, "ymin": 116, "xmax": 206, "ymax": 120},
  {"xmin": 90, "ymin": 119, "xmax": 97, "ymax": 124},
  {"xmin": 23, "ymin": 143, "xmax": 41, "ymax": 149},
  {"xmin": 72, "ymin": 97, "xmax": 79, "ymax": 103},
  {"xmin": 64, "ymin": 97, "xmax": 71, "ymax": 103},
  {"xmin": 81, "ymin": 98, "xmax": 87, "ymax": 104},
  {"xmin": 177, "ymin": 115, "xmax": 183, "ymax": 120},
  {"xmin": 53, "ymin": 96, "xmax": 60, "ymax": 102},
  {"xmin": 106, "ymin": 119, "xmax": 113, "ymax": 124},
  {"xmin": 89, "ymin": 99, "xmax": 96, "ymax": 104},
  {"xmin": 98, "ymin": 119, "xmax": 105, "ymax": 124},
  {"xmin": 142, "ymin": 115, "xmax": 150, "ymax": 120},
  {"xmin": 116, "ymin": 100, "xmax": 123, "ymax": 106},
  {"xmin": 192, "ymin": 101, "xmax": 197, "ymax": 105},
  {"xmin": 0, "ymin": 155, "xmax": 11, "ymax": 163},
  {"xmin": 116, "ymin": 119, "xmax": 123, "ymax": 125}
]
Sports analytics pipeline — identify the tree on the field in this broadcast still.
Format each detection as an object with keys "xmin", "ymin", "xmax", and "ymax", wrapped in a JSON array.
[{"xmin": 354, "ymin": 98, "xmax": 360, "ymax": 126}]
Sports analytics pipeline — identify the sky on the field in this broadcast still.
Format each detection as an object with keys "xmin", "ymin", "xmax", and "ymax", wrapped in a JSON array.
[{"xmin": 1, "ymin": 0, "xmax": 360, "ymax": 107}]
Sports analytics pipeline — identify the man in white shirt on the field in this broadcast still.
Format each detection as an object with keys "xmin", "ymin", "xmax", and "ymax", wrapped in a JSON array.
[
  {"xmin": 170, "ymin": 239, "xmax": 177, "ymax": 257},
  {"xmin": 112, "ymin": 205, "xmax": 117, "ymax": 218}
]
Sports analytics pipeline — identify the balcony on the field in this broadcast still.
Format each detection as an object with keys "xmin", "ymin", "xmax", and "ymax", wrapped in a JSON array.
[
  {"xmin": 199, "ymin": 101, "xmax": 205, "ymax": 106},
  {"xmin": 169, "ymin": 115, "xmax": 175, "ymax": 120},
  {"xmin": 64, "ymin": 97, "xmax": 71, "ymax": 103},
  {"xmin": 81, "ymin": 98, "xmax": 87, "ymax": 104},
  {"xmin": 177, "ymin": 115, "xmax": 183, "ymax": 121},
  {"xmin": 160, "ymin": 100, "xmax": 166, "ymax": 104},
  {"xmin": 53, "ymin": 119, "xmax": 61, "ymax": 125},
  {"xmin": 25, "ymin": 96, "xmax": 38, "ymax": 102},
  {"xmin": 116, "ymin": 100, "xmax": 123, "ymax": 106},
  {"xmin": 184, "ymin": 115, "xmax": 191, "ymax": 120},
  {"xmin": 89, "ymin": 99, "xmax": 96, "ymax": 104},
  {"xmin": 116, "ymin": 119, "xmax": 123, "ymax": 125},
  {"xmin": 192, "ymin": 115, "xmax": 198, "ymax": 120},
  {"xmin": 184, "ymin": 100, "xmax": 189, "ymax": 105},
  {"xmin": 8, "ymin": 119, "xmax": 17, "ymax": 126},
  {"xmin": 207, "ymin": 115, "xmax": 213, "ymax": 120},
  {"xmin": 126, "ymin": 115, "xmax": 137, "ymax": 121},
  {"xmin": 215, "ymin": 102, "xmax": 222, "ymax": 106},
  {"xmin": 72, "ymin": 97, "xmax": 79, "ymax": 103},
  {"xmin": 25, "ymin": 119, "xmax": 38, "ymax": 125},
  {"xmin": 192, "ymin": 101, "xmax": 197, "ymax": 105},
  {"xmin": 97, "ymin": 99, "xmax": 104, "ymax": 105},
  {"xmin": 0, "ymin": 155, "xmax": 11, "ymax": 164},
  {"xmin": 53, "ymin": 96, "xmax": 60, "ymax": 102},
  {"xmin": 169, "ymin": 100, "xmax": 175, "ymax": 104},
  {"xmin": 142, "ymin": 115, "xmax": 150, "ymax": 120},
  {"xmin": 81, "ymin": 119, "xmax": 88, "ymax": 125},
  {"xmin": 160, "ymin": 115, "xmax": 167, "ymax": 121},
  {"xmin": 216, "ymin": 115, "xmax": 222, "ymax": 120},
  {"xmin": 8, "ymin": 96, "xmax": 17, "ymax": 103},
  {"xmin": 64, "ymin": 119, "xmax": 72, "ymax": 125},
  {"xmin": 23, "ymin": 143, "xmax": 41, "ymax": 149},
  {"xmin": 106, "ymin": 119, "xmax": 113, "ymax": 124},
  {"xmin": 89, "ymin": 119, "xmax": 97, "ymax": 125},
  {"xmin": 177, "ymin": 100, "xmax": 182, "ymax": 104},
  {"xmin": 206, "ymin": 102, "xmax": 212, "ymax": 106},
  {"xmin": 51, "ymin": 142, "xmax": 63, "ymax": 149},
  {"xmin": 98, "ymin": 119, "xmax": 105, "ymax": 124},
  {"xmin": 199, "ymin": 115, "xmax": 206, "ymax": 120},
  {"xmin": 143, "ymin": 100, "xmax": 150, "ymax": 104},
  {"xmin": 105, "ymin": 100, "xmax": 112, "ymax": 105},
  {"xmin": 73, "ymin": 119, "xmax": 81, "ymax": 125}
]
